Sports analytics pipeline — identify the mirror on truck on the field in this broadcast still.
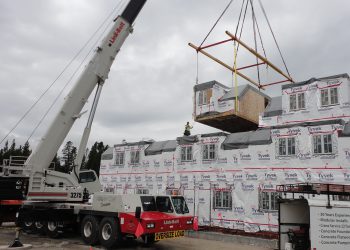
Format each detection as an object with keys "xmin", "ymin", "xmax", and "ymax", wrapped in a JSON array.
[{"xmin": 135, "ymin": 206, "xmax": 141, "ymax": 220}]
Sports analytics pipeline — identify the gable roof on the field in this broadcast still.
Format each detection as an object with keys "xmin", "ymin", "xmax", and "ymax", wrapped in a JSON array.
[
  {"xmin": 219, "ymin": 84, "xmax": 270, "ymax": 101},
  {"xmin": 193, "ymin": 80, "xmax": 230, "ymax": 92}
]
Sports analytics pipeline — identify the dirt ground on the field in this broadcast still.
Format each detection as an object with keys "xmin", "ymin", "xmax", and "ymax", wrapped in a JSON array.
[{"xmin": 0, "ymin": 223, "xmax": 274, "ymax": 250}]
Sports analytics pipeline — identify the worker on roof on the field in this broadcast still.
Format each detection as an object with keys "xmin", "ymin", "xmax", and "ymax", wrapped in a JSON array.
[{"xmin": 184, "ymin": 122, "xmax": 193, "ymax": 136}]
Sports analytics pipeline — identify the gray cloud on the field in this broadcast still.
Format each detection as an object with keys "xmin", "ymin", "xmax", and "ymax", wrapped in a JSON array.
[{"xmin": 1, "ymin": 0, "xmax": 350, "ymax": 152}]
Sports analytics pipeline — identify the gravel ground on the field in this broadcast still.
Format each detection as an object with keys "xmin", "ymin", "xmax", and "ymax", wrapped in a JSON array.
[{"xmin": 0, "ymin": 223, "xmax": 273, "ymax": 250}]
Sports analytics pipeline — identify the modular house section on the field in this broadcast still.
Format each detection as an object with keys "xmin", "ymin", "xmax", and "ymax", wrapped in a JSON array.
[
  {"xmin": 260, "ymin": 73, "xmax": 350, "ymax": 127},
  {"xmin": 194, "ymin": 81, "xmax": 270, "ymax": 133}
]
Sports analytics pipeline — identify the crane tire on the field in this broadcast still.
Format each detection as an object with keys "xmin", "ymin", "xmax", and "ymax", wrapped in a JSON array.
[{"xmin": 81, "ymin": 215, "xmax": 100, "ymax": 245}]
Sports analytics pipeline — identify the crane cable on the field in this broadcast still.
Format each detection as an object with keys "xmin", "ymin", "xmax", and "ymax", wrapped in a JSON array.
[
  {"xmin": 0, "ymin": 0, "xmax": 126, "ymax": 145},
  {"xmin": 258, "ymin": 0, "xmax": 291, "ymax": 78},
  {"xmin": 250, "ymin": 0, "xmax": 261, "ymax": 85}
]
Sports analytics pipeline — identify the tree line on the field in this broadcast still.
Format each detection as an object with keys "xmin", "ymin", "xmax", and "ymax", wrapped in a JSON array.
[{"xmin": 0, "ymin": 139, "xmax": 108, "ymax": 176}]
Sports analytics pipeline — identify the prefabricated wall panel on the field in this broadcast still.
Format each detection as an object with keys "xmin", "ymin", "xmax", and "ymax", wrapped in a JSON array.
[{"xmin": 100, "ymin": 74, "xmax": 350, "ymax": 233}]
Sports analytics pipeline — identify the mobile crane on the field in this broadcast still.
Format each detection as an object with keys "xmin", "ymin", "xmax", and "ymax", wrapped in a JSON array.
[{"xmin": 0, "ymin": 0, "xmax": 194, "ymax": 248}]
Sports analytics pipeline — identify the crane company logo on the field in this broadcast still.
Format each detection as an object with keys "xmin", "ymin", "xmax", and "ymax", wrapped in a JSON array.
[
  {"xmin": 216, "ymin": 174, "xmax": 226, "ymax": 182},
  {"xmin": 284, "ymin": 172, "xmax": 298, "ymax": 181},
  {"xmin": 246, "ymin": 173, "xmax": 258, "ymax": 181},
  {"xmin": 241, "ymin": 183, "xmax": 254, "ymax": 191},
  {"xmin": 265, "ymin": 173, "xmax": 277, "ymax": 181},
  {"xmin": 318, "ymin": 173, "xmax": 334, "ymax": 182},
  {"xmin": 201, "ymin": 175, "xmax": 211, "ymax": 181},
  {"xmin": 344, "ymin": 173, "xmax": 350, "ymax": 182},
  {"xmin": 258, "ymin": 153, "xmax": 270, "ymax": 161},
  {"xmin": 240, "ymin": 152, "xmax": 252, "ymax": 161},
  {"xmin": 251, "ymin": 207, "xmax": 264, "ymax": 216},
  {"xmin": 153, "ymin": 160, "xmax": 160, "ymax": 168},
  {"xmin": 233, "ymin": 173, "xmax": 243, "ymax": 181},
  {"xmin": 164, "ymin": 159, "xmax": 173, "ymax": 167},
  {"xmin": 234, "ymin": 206, "xmax": 245, "ymax": 214},
  {"xmin": 108, "ymin": 21, "xmax": 125, "ymax": 46}
]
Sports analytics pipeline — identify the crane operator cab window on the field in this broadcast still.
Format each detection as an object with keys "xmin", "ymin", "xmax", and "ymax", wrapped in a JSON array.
[
  {"xmin": 156, "ymin": 196, "xmax": 174, "ymax": 213},
  {"xmin": 79, "ymin": 171, "xmax": 97, "ymax": 183}
]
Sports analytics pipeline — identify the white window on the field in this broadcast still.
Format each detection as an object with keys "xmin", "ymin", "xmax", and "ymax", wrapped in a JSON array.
[
  {"xmin": 313, "ymin": 134, "xmax": 333, "ymax": 154},
  {"xmin": 333, "ymin": 195, "xmax": 350, "ymax": 201},
  {"xmin": 130, "ymin": 151, "xmax": 140, "ymax": 164},
  {"xmin": 289, "ymin": 93, "xmax": 305, "ymax": 111},
  {"xmin": 115, "ymin": 152, "xmax": 124, "ymax": 166},
  {"xmin": 278, "ymin": 137, "xmax": 296, "ymax": 156},
  {"xmin": 136, "ymin": 189, "xmax": 149, "ymax": 194},
  {"xmin": 202, "ymin": 144, "xmax": 216, "ymax": 160},
  {"xmin": 213, "ymin": 190, "xmax": 232, "ymax": 210},
  {"xmin": 259, "ymin": 191, "xmax": 278, "ymax": 211},
  {"xmin": 198, "ymin": 90, "xmax": 208, "ymax": 106},
  {"xmin": 181, "ymin": 146, "xmax": 193, "ymax": 162},
  {"xmin": 321, "ymin": 87, "xmax": 339, "ymax": 106}
]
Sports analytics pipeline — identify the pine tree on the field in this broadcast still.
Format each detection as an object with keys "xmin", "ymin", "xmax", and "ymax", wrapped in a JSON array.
[
  {"xmin": 22, "ymin": 141, "xmax": 31, "ymax": 156},
  {"xmin": 86, "ymin": 141, "xmax": 108, "ymax": 176},
  {"xmin": 61, "ymin": 141, "xmax": 77, "ymax": 173}
]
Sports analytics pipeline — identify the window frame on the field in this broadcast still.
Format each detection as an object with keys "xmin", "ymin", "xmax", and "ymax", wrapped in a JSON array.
[
  {"xmin": 198, "ymin": 90, "xmax": 208, "ymax": 106},
  {"xmin": 289, "ymin": 92, "xmax": 306, "ymax": 111},
  {"xmin": 278, "ymin": 137, "xmax": 296, "ymax": 156},
  {"xmin": 321, "ymin": 87, "xmax": 339, "ymax": 107},
  {"xmin": 202, "ymin": 143, "xmax": 217, "ymax": 161},
  {"xmin": 180, "ymin": 145, "xmax": 193, "ymax": 162},
  {"xmin": 130, "ymin": 150, "xmax": 140, "ymax": 165},
  {"xmin": 213, "ymin": 190, "xmax": 232, "ymax": 210},
  {"xmin": 114, "ymin": 151, "xmax": 125, "ymax": 166},
  {"xmin": 259, "ymin": 191, "xmax": 278, "ymax": 212},
  {"xmin": 312, "ymin": 134, "xmax": 333, "ymax": 155}
]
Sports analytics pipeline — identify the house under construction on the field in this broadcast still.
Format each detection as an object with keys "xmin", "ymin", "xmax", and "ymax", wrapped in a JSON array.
[{"xmin": 100, "ymin": 73, "xmax": 350, "ymax": 233}]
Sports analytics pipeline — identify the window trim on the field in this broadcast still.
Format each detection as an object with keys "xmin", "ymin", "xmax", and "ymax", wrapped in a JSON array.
[
  {"xmin": 198, "ymin": 90, "xmax": 208, "ymax": 106},
  {"xmin": 130, "ymin": 150, "xmax": 140, "ymax": 165},
  {"xmin": 278, "ymin": 137, "xmax": 296, "ymax": 156},
  {"xmin": 320, "ymin": 87, "xmax": 339, "ymax": 107},
  {"xmin": 202, "ymin": 143, "xmax": 217, "ymax": 161},
  {"xmin": 289, "ymin": 92, "xmax": 306, "ymax": 111},
  {"xmin": 213, "ymin": 189, "xmax": 232, "ymax": 210},
  {"xmin": 114, "ymin": 151, "xmax": 125, "ymax": 166},
  {"xmin": 312, "ymin": 134, "xmax": 334, "ymax": 155},
  {"xmin": 259, "ymin": 191, "xmax": 278, "ymax": 212},
  {"xmin": 180, "ymin": 145, "xmax": 193, "ymax": 162}
]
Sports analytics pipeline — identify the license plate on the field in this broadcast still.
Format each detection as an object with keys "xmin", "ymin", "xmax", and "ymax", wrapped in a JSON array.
[{"xmin": 155, "ymin": 230, "xmax": 185, "ymax": 241}]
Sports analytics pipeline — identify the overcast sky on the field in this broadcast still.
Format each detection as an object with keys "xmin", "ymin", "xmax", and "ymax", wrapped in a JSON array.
[{"xmin": 1, "ymin": 0, "xmax": 350, "ymax": 153}]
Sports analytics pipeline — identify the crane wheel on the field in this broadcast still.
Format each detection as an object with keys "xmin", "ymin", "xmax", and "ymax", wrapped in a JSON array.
[
  {"xmin": 98, "ymin": 217, "xmax": 120, "ymax": 249},
  {"xmin": 21, "ymin": 215, "xmax": 35, "ymax": 234},
  {"xmin": 81, "ymin": 215, "xmax": 99, "ymax": 245},
  {"xmin": 45, "ymin": 221, "xmax": 63, "ymax": 238},
  {"xmin": 142, "ymin": 233, "xmax": 158, "ymax": 245}
]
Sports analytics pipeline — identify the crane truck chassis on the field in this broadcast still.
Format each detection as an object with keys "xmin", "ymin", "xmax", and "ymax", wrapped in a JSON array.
[{"xmin": 0, "ymin": 0, "xmax": 195, "ymax": 248}]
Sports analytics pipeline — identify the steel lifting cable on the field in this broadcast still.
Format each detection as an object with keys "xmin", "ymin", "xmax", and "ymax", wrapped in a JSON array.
[
  {"xmin": 199, "ymin": 0, "xmax": 234, "ymax": 48},
  {"xmin": 258, "ymin": 0, "xmax": 291, "ymax": 78},
  {"xmin": 250, "ymin": 0, "xmax": 261, "ymax": 84},
  {"xmin": 0, "ymin": 0, "xmax": 125, "ymax": 145}
]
